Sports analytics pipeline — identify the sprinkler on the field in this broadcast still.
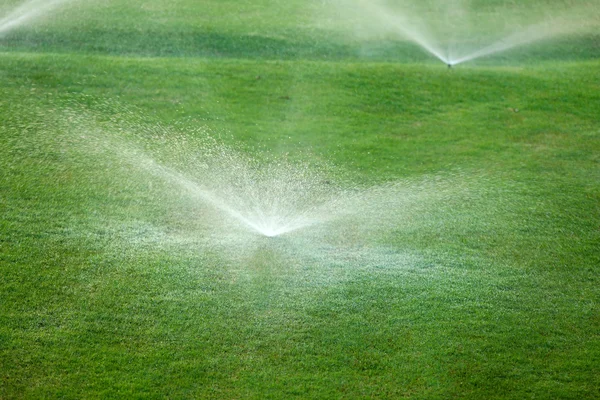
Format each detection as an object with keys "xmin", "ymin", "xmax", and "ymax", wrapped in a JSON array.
[{"xmin": 447, "ymin": 63, "xmax": 452, "ymax": 69}]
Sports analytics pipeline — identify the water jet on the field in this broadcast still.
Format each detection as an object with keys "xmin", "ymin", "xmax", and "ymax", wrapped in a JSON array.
[
  {"xmin": 59, "ymin": 106, "xmax": 477, "ymax": 245},
  {"xmin": 340, "ymin": 0, "xmax": 597, "ymax": 66}
]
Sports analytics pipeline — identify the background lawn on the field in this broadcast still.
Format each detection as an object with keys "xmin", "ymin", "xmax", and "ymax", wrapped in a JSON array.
[{"xmin": 1, "ymin": 0, "xmax": 599, "ymax": 398}]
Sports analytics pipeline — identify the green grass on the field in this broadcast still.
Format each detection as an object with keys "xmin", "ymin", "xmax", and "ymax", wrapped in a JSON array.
[
  {"xmin": 1, "ymin": 0, "xmax": 600, "ymax": 398},
  {"xmin": 2, "ymin": 0, "xmax": 599, "ymax": 62}
]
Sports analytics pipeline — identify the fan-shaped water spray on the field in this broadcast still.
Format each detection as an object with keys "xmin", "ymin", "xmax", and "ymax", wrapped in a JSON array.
[
  {"xmin": 56, "ymin": 104, "xmax": 476, "ymax": 244},
  {"xmin": 118, "ymin": 144, "xmax": 345, "ymax": 238},
  {"xmin": 336, "ymin": 0, "xmax": 598, "ymax": 66}
]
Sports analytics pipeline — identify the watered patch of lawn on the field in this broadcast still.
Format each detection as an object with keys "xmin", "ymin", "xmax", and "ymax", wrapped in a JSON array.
[
  {"xmin": 1, "ymin": 0, "xmax": 599, "ymax": 397},
  {"xmin": 1, "ymin": 49, "xmax": 599, "ymax": 398}
]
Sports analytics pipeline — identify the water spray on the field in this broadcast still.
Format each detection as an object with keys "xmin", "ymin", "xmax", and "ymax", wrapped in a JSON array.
[
  {"xmin": 0, "ymin": 0, "xmax": 71, "ymax": 36},
  {"xmin": 348, "ymin": 0, "xmax": 595, "ymax": 67}
]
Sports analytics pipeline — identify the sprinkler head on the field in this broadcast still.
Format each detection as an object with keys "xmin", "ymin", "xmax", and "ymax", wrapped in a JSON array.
[{"xmin": 447, "ymin": 63, "xmax": 452, "ymax": 69}]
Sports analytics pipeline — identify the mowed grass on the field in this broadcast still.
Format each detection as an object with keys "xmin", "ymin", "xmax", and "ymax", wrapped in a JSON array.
[
  {"xmin": 1, "ymin": 0, "xmax": 600, "ymax": 398},
  {"xmin": 2, "ymin": 0, "xmax": 599, "ymax": 62}
]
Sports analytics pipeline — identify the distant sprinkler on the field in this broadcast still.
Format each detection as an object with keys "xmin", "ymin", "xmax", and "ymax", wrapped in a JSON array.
[{"xmin": 447, "ymin": 63, "xmax": 452, "ymax": 69}]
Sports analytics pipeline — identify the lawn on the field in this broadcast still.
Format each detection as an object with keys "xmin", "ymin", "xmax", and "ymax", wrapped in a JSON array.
[{"xmin": 1, "ymin": 0, "xmax": 599, "ymax": 398}]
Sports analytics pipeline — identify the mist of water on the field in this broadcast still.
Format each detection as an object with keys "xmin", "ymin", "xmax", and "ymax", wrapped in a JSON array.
[
  {"xmin": 447, "ymin": 17, "xmax": 584, "ymax": 66},
  {"xmin": 334, "ymin": 0, "xmax": 598, "ymax": 65},
  {"xmin": 115, "ymin": 143, "xmax": 346, "ymax": 238},
  {"xmin": 1, "ymin": 99, "xmax": 516, "ymax": 283},
  {"xmin": 58, "ymin": 105, "xmax": 476, "ymax": 244},
  {"xmin": 0, "ymin": 0, "xmax": 70, "ymax": 36}
]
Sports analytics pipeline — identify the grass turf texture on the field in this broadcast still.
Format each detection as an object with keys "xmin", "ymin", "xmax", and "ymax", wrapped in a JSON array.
[{"xmin": 1, "ymin": 0, "xmax": 600, "ymax": 398}]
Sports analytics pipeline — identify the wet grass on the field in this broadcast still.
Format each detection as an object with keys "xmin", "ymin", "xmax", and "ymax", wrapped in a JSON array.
[{"xmin": 1, "ymin": 0, "xmax": 600, "ymax": 398}]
